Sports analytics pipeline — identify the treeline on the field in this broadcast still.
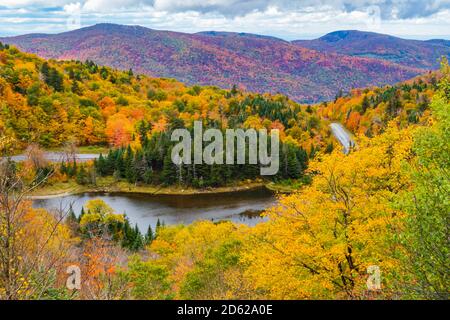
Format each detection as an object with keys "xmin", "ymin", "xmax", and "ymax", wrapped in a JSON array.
[{"xmin": 91, "ymin": 130, "xmax": 309, "ymax": 188}]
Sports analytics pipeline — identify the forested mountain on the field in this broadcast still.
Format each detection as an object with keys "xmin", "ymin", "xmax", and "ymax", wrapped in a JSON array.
[
  {"xmin": 0, "ymin": 43, "xmax": 327, "ymax": 186},
  {"xmin": 0, "ymin": 43, "xmax": 440, "ymax": 189},
  {"xmin": 293, "ymin": 30, "xmax": 450, "ymax": 69},
  {"xmin": 0, "ymin": 24, "xmax": 426, "ymax": 103},
  {"xmin": 0, "ymin": 42, "xmax": 331, "ymax": 150}
]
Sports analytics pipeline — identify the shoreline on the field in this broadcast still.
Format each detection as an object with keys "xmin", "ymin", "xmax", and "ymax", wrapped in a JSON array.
[{"xmin": 28, "ymin": 181, "xmax": 271, "ymax": 200}]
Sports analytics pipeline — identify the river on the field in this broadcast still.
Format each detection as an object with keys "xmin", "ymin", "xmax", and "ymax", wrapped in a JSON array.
[
  {"xmin": 32, "ymin": 187, "xmax": 277, "ymax": 232},
  {"xmin": 27, "ymin": 124, "xmax": 351, "ymax": 233}
]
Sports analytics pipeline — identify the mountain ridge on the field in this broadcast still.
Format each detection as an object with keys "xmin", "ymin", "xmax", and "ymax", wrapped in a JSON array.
[
  {"xmin": 293, "ymin": 30, "xmax": 450, "ymax": 70},
  {"xmin": 1, "ymin": 24, "xmax": 433, "ymax": 103}
]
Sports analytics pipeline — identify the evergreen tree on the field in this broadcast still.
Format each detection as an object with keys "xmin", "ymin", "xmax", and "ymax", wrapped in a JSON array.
[
  {"xmin": 285, "ymin": 145, "xmax": 301, "ymax": 179},
  {"xmin": 66, "ymin": 204, "xmax": 78, "ymax": 225},
  {"xmin": 145, "ymin": 225, "xmax": 154, "ymax": 244},
  {"xmin": 76, "ymin": 165, "xmax": 89, "ymax": 185},
  {"xmin": 361, "ymin": 95, "xmax": 370, "ymax": 115},
  {"xmin": 162, "ymin": 149, "xmax": 176, "ymax": 185},
  {"xmin": 124, "ymin": 146, "xmax": 136, "ymax": 183},
  {"xmin": 231, "ymin": 84, "xmax": 238, "ymax": 96},
  {"xmin": 71, "ymin": 80, "xmax": 82, "ymax": 95},
  {"xmin": 78, "ymin": 207, "xmax": 86, "ymax": 223},
  {"xmin": 41, "ymin": 62, "xmax": 50, "ymax": 80},
  {"xmin": 131, "ymin": 224, "xmax": 143, "ymax": 251}
]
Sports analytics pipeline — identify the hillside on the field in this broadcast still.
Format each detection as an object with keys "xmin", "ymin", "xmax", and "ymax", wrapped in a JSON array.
[
  {"xmin": 0, "ymin": 42, "xmax": 330, "ymax": 150},
  {"xmin": 0, "ymin": 24, "xmax": 425, "ymax": 103},
  {"xmin": 0, "ymin": 43, "xmax": 438, "ymax": 153},
  {"xmin": 0, "ymin": 42, "xmax": 440, "ymax": 187},
  {"xmin": 0, "ymin": 43, "xmax": 334, "ymax": 185},
  {"xmin": 293, "ymin": 30, "xmax": 450, "ymax": 70}
]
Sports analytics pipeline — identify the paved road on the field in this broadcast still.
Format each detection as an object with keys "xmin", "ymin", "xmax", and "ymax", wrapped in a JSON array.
[
  {"xmin": 330, "ymin": 123, "xmax": 355, "ymax": 154},
  {"xmin": 5, "ymin": 152, "xmax": 100, "ymax": 163}
]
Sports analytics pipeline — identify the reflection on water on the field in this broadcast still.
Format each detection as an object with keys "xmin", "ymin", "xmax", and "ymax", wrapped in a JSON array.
[{"xmin": 33, "ymin": 187, "xmax": 277, "ymax": 232}]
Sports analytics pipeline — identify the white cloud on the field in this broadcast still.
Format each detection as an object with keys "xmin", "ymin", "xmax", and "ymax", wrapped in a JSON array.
[
  {"xmin": 0, "ymin": 0, "xmax": 450, "ymax": 39},
  {"xmin": 64, "ymin": 2, "xmax": 82, "ymax": 14},
  {"xmin": 0, "ymin": 0, "xmax": 74, "ymax": 7},
  {"xmin": 82, "ymin": 0, "xmax": 152, "ymax": 12}
]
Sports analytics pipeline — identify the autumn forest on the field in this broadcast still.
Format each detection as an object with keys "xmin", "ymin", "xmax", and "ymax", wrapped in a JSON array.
[{"xmin": 0, "ymin": 31, "xmax": 448, "ymax": 301}]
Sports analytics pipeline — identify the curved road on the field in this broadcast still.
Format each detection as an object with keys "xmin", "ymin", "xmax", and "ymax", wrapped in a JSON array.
[
  {"xmin": 5, "ymin": 152, "xmax": 100, "ymax": 163},
  {"xmin": 330, "ymin": 123, "xmax": 355, "ymax": 154},
  {"xmin": 5, "ymin": 124, "xmax": 354, "ymax": 162}
]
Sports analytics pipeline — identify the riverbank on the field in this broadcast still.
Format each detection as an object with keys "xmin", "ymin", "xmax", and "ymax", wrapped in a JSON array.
[{"xmin": 28, "ymin": 177, "xmax": 270, "ymax": 199}]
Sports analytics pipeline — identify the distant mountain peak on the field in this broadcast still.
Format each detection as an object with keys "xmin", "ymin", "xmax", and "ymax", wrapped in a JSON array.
[
  {"xmin": 196, "ymin": 30, "xmax": 286, "ymax": 42},
  {"xmin": 319, "ymin": 30, "xmax": 389, "ymax": 42},
  {"xmin": 293, "ymin": 30, "xmax": 449, "ymax": 70},
  {"xmin": 93, "ymin": 23, "xmax": 153, "ymax": 31}
]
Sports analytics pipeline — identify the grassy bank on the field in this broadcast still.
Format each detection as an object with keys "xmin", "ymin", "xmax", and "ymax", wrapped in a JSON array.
[
  {"xmin": 266, "ymin": 177, "xmax": 311, "ymax": 194},
  {"xmin": 29, "ymin": 176, "xmax": 269, "ymax": 198}
]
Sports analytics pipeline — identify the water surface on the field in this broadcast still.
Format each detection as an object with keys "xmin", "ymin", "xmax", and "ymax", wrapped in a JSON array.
[{"xmin": 33, "ymin": 187, "xmax": 276, "ymax": 232}]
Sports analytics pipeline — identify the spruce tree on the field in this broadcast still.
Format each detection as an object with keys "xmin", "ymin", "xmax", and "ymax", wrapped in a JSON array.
[
  {"xmin": 78, "ymin": 207, "xmax": 85, "ymax": 223},
  {"xmin": 162, "ymin": 149, "xmax": 176, "ymax": 185},
  {"xmin": 67, "ymin": 204, "xmax": 78, "ymax": 224},
  {"xmin": 145, "ymin": 225, "xmax": 154, "ymax": 244}
]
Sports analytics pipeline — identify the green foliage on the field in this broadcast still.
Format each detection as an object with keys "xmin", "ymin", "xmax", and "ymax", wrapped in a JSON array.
[
  {"xmin": 180, "ymin": 239, "xmax": 242, "ymax": 299},
  {"xmin": 41, "ymin": 62, "xmax": 64, "ymax": 92},
  {"xmin": 123, "ymin": 255, "xmax": 173, "ymax": 300},
  {"xmin": 77, "ymin": 199, "xmax": 145, "ymax": 251},
  {"xmin": 92, "ymin": 129, "xmax": 309, "ymax": 188},
  {"xmin": 394, "ymin": 61, "xmax": 450, "ymax": 299}
]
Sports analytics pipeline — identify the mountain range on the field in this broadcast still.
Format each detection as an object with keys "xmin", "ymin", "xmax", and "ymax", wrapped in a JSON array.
[
  {"xmin": 2, "ymin": 24, "xmax": 448, "ymax": 103},
  {"xmin": 293, "ymin": 30, "xmax": 450, "ymax": 70}
]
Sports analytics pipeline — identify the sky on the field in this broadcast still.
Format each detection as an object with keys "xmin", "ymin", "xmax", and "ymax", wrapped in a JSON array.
[{"xmin": 0, "ymin": 0, "xmax": 450, "ymax": 40}]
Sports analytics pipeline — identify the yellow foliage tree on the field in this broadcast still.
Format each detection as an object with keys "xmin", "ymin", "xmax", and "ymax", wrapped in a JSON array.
[{"xmin": 242, "ymin": 123, "xmax": 414, "ymax": 299}]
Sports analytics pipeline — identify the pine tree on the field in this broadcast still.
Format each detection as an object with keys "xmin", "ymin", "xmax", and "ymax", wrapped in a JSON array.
[
  {"xmin": 71, "ymin": 80, "xmax": 82, "ymax": 95},
  {"xmin": 286, "ymin": 146, "xmax": 301, "ymax": 179},
  {"xmin": 231, "ymin": 84, "xmax": 238, "ymax": 96},
  {"xmin": 96, "ymin": 154, "xmax": 108, "ymax": 176},
  {"xmin": 76, "ymin": 165, "xmax": 89, "ymax": 185},
  {"xmin": 145, "ymin": 225, "xmax": 154, "ymax": 244},
  {"xmin": 121, "ymin": 219, "xmax": 134, "ymax": 249},
  {"xmin": 67, "ymin": 204, "xmax": 78, "ymax": 225},
  {"xmin": 162, "ymin": 149, "xmax": 176, "ymax": 185},
  {"xmin": 41, "ymin": 62, "xmax": 50, "ymax": 80},
  {"xmin": 361, "ymin": 95, "xmax": 370, "ymax": 114},
  {"xmin": 68, "ymin": 69, "xmax": 75, "ymax": 80},
  {"xmin": 59, "ymin": 161, "xmax": 67, "ymax": 175},
  {"xmin": 155, "ymin": 219, "xmax": 162, "ymax": 237},
  {"xmin": 43, "ymin": 67, "xmax": 64, "ymax": 92},
  {"xmin": 78, "ymin": 207, "xmax": 86, "ymax": 223},
  {"xmin": 124, "ymin": 146, "xmax": 136, "ymax": 183},
  {"xmin": 131, "ymin": 224, "xmax": 143, "ymax": 251},
  {"xmin": 100, "ymin": 66, "xmax": 108, "ymax": 80}
]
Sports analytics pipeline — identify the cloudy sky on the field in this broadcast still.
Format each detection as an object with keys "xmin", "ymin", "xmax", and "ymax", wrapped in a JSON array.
[{"xmin": 0, "ymin": 0, "xmax": 449, "ymax": 40}]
